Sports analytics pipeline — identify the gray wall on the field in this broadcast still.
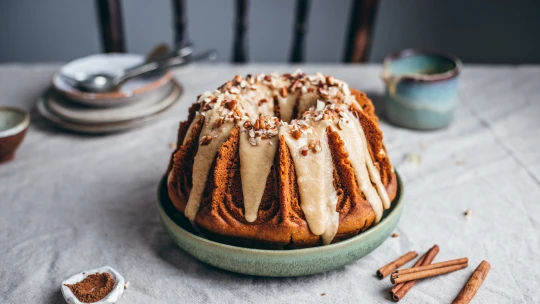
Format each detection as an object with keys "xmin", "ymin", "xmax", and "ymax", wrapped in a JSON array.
[{"xmin": 1, "ymin": 0, "xmax": 539, "ymax": 64}]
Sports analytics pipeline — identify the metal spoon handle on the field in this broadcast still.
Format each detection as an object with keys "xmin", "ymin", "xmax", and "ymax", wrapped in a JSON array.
[{"xmin": 120, "ymin": 50, "xmax": 217, "ymax": 83}]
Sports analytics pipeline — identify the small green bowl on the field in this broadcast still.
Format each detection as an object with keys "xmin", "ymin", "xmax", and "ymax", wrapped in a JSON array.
[{"xmin": 157, "ymin": 172, "xmax": 404, "ymax": 277}]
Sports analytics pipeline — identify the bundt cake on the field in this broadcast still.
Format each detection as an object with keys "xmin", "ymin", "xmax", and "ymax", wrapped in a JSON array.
[{"xmin": 166, "ymin": 70, "xmax": 397, "ymax": 249}]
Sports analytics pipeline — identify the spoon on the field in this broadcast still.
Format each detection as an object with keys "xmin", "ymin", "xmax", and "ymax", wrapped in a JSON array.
[{"xmin": 69, "ymin": 50, "xmax": 216, "ymax": 93}]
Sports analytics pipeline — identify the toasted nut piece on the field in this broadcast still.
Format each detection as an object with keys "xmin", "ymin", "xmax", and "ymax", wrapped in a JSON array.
[
  {"xmin": 312, "ymin": 140, "xmax": 322, "ymax": 153},
  {"xmin": 215, "ymin": 117, "xmax": 224, "ymax": 128},
  {"xmin": 200, "ymin": 135, "xmax": 212, "ymax": 146},
  {"xmin": 281, "ymin": 87, "xmax": 288, "ymax": 97},
  {"xmin": 291, "ymin": 129, "xmax": 302, "ymax": 139},
  {"xmin": 289, "ymin": 80, "xmax": 299, "ymax": 92},
  {"xmin": 225, "ymin": 99, "xmax": 238, "ymax": 110}
]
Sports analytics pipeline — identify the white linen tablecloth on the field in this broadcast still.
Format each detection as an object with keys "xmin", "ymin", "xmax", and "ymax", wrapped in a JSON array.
[{"xmin": 1, "ymin": 64, "xmax": 539, "ymax": 304}]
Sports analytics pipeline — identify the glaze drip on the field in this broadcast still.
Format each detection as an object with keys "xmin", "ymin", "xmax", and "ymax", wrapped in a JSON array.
[
  {"xmin": 280, "ymin": 120, "xmax": 339, "ymax": 244},
  {"xmin": 239, "ymin": 116, "xmax": 280, "ymax": 222},
  {"xmin": 333, "ymin": 109, "xmax": 385, "ymax": 221}
]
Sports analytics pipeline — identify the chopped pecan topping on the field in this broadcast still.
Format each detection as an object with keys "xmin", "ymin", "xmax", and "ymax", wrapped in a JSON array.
[
  {"xmin": 318, "ymin": 87, "xmax": 329, "ymax": 99},
  {"xmin": 246, "ymin": 74, "xmax": 255, "ymax": 84},
  {"xmin": 200, "ymin": 135, "xmax": 212, "ymax": 146},
  {"xmin": 202, "ymin": 103, "xmax": 212, "ymax": 111},
  {"xmin": 280, "ymin": 87, "xmax": 288, "ymax": 97},
  {"xmin": 337, "ymin": 119, "xmax": 344, "ymax": 130},
  {"xmin": 258, "ymin": 116, "xmax": 266, "ymax": 129},
  {"xmin": 215, "ymin": 117, "xmax": 224, "ymax": 128},
  {"xmin": 233, "ymin": 108, "xmax": 242, "ymax": 118},
  {"xmin": 326, "ymin": 76, "xmax": 336, "ymax": 86},
  {"xmin": 312, "ymin": 140, "xmax": 322, "ymax": 153},
  {"xmin": 289, "ymin": 80, "xmax": 299, "ymax": 92},
  {"xmin": 229, "ymin": 86, "xmax": 240, "ymax": 94},
  {"xmin": 225, "ymin": 99, "xmax": 238, "ymax": 110},
  {"xmin": 291, "ymin": 129, "xmax": 302, "ymax": 139}
]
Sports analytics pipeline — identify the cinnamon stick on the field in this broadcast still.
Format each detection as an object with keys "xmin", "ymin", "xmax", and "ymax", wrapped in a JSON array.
[
  {"xmin": 392, "ymin": 257, "xmax": 468, "ymax": 276},
  {"xmin": 377, "ymin": 251, "xmax": 418, "ymax": 279},
  {"xmin": 391, "ymin": 263, "xmax": 468, "ymax": 284},
  {"xmin": 390, "ymin": 252, "xmax": 426, "ymax": 295},
  {"xmin": 390, "ymin": 245, "xmax": 440, "ymax": 302},
  {"xmin": 452, "ymin": 260, "xmax": 491, "ymax": 304}
]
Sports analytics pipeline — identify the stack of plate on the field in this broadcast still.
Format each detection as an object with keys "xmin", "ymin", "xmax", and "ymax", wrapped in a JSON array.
[{"xmin": 38, "ymin": 54, "xmax": 183, "ymax": 134}]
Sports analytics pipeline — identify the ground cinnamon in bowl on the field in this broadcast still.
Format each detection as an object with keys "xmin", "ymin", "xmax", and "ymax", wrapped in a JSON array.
[{"xmin": 65, "ymin": 272, "xmax": 115, "ymax": 303}]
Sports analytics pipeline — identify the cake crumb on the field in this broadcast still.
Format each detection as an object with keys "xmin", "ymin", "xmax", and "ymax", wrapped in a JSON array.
[
  {"xmin": 456, "ymin": 160, "xmax": 467, "ymax": 167},
  {"xmin": 464, "ymin": 209, "xmax": 472, "ymax": 218},
  {"xmin": 419, "ymin": 143, "xmax": 427, "ymax": 151},
  {"xmin": 169, "ymin": 142, "xmax": 177, "ymax": 149},
  {"xmin": 124, "ymin": 281, "xmax": 130, "ymax": 289},
  {"xmin": 321, "ymin": 293, "xmax": 326, "ymax": 296},
  {"xmin": 391, "ymin": 233, "xmax": 399, "ymax": 238},
  {"xmin": 405, "ymin": 153, "xmax": 421, "ymax": 164}
]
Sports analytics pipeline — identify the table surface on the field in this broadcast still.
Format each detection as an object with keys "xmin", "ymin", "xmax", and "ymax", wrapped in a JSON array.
[{"xmin": 1, "ymin": 64, "xmax": 539, "ymax": 304}]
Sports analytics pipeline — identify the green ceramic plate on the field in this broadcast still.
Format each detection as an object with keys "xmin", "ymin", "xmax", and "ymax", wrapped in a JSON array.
[{"xmin": 157, "ymin": 172, "xmax": 404, "ymax": 277}]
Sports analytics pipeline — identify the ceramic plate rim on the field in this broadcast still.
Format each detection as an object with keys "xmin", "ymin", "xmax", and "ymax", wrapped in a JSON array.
[
  {"xmin": 52, "ymin": 70, "xmax": 173, "ymax": 101},
  {"xmin": 37, "ymin": 81, "xmax": 183, "ymax": 134},
  {"xmin": 56, "ymin": 53, "xmax": 169, "ymax": 99},
  {"xmin": 157, "ymin": 171, "xmax": 404, "ymax": 256},
  {"xmin": 46, "ymin": 83, "xmax": 175, "ymax": 124}
]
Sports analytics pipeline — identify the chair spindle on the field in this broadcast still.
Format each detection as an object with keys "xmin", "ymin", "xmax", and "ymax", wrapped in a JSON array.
[
  {"xmin": 343, "ymin": 0, "xmax": 379, "ymax": 63},
  {"xmin": 290, "ymin": 0, "xmax": 311, "ymax": 63},
  {"xmin": 233, "ymin": 0, "xmax": 249, "ymax": 63},
  {"xmin": 96, "ymin": 0, "xmax": 126, "ymax": 53}
]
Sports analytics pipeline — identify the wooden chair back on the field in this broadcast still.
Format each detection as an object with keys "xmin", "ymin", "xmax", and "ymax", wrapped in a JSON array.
[{"xmin": 95, "ymin": 0, "xmax": 379, "ymax": 63}]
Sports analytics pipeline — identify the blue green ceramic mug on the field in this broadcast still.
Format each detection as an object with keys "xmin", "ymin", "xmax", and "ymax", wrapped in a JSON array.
[{"xmin": 381, "ymin": 49, "xmax": 462, "ymax": 130}]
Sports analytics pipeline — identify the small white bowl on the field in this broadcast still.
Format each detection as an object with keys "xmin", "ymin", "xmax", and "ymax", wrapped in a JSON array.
[
  {"xmin": 61, "ymin": 266, "xmax": 125, "ymax": 304},
  {"xmin": 0, "ymin": 107, "xmax": 30, "ymax": 164}
]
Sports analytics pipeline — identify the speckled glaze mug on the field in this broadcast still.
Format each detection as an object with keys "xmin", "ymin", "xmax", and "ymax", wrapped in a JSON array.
[{"xmin": 381, "ymin": 49, "xmax": 462, "ymax": 130}]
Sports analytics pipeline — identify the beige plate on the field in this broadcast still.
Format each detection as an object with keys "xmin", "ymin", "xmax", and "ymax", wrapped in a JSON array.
[
  {"xmin": 37, "ymin": 82, "xmax": 183, "ymax": 134},
  {"xmin": 53, "ymin": 53, "xmax": 174, "ymax": 107},
  {"xmin": 46, "ymin": 83, "xmax": 174, "ymax": 124}
]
